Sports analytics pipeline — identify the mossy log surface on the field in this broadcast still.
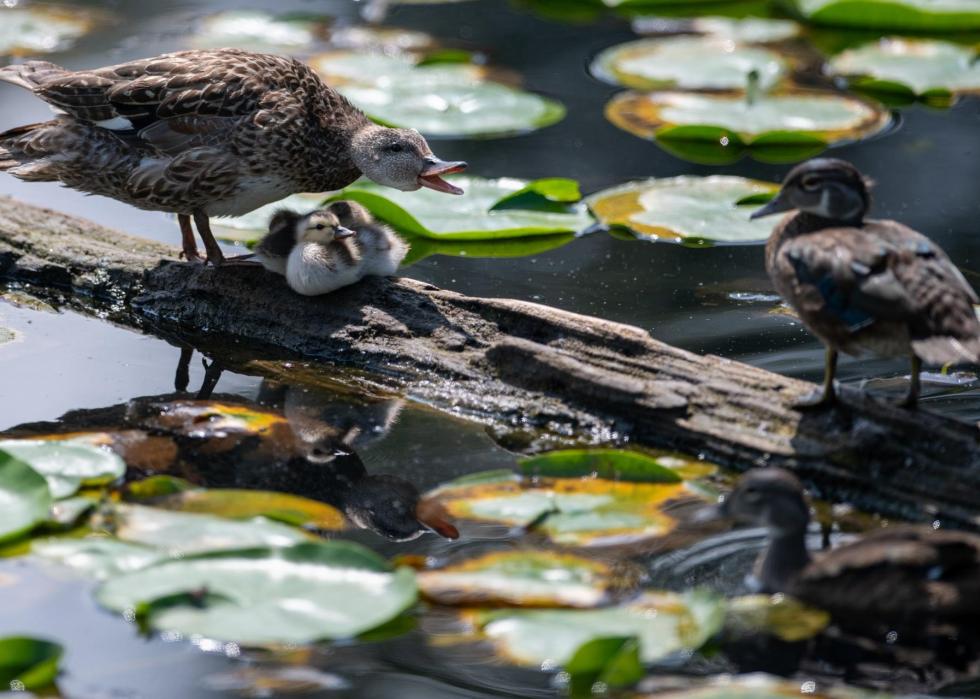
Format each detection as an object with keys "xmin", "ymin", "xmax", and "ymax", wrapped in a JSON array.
[{"xmin": 1, "ymin": 196, "xmax": 978, "ymax": 527}]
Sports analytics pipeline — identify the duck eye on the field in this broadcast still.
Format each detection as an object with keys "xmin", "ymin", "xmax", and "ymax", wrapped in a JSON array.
[
  {"xmin": 801, "ymin": 175, "xmax": 821, "ymax": 191},
  {"xmin": 315, "ymin": 223, "xmax": 326, "ymax": 230},
  {"xmin": 387, "ymin": 143, "xmax": 404, "ymax": 154}
]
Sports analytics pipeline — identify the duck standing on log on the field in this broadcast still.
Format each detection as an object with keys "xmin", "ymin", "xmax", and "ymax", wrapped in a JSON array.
[
  {"xmin": 753, "ymin": 158, "xmax": 980, "ymax": 409},
  {"xmin": 0, "ymin": 48, "xmax": 466, "ymax": 266}
]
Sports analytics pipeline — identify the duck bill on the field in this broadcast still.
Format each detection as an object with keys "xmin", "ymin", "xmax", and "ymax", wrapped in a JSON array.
[
  {"xmin": 335, "ymin": 226, "xmax": 356, "ymax": 240},
  {"xmin": 749, "ymin": 192, "xmax": 794, "ymax": 220},
  {"xmin": 418, "ymin": 158, "xmax": 467, "ymax": 195},
  {"xmin": 415, "ymin": 498, "xmax": 460, "ymax": 540}
]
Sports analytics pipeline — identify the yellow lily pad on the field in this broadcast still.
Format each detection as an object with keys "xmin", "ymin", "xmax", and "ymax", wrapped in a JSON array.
[
  {"xmin": 418, "ymin": 550, "xmax": 619, "ymax": 607},
  {"xmin": 145, "ymin": 488, "xmax": 346, "ymax": 532}
]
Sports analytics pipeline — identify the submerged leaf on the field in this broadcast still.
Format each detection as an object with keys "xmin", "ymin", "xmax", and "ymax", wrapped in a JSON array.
[
  {"xmin": 97, "ymin": 541, "xmax": 418, "ymax": 645},
  {"xmin": 790, "ymin": 0, "xmax": 980, "ymax": 31},
  {"xmin": 586, "ymin": 176, "xmax": 778, "ymax": 243},
  {"xmin": 0, "ymin": 439, "xmax": 125, "ymax": 499},
  {"xmin": 0, "ymin": 636, "xmax": 62, "ymax": 691},
  {"xmin": 0, "ymin": 451, "xmax": 53, "ymax": 544}
]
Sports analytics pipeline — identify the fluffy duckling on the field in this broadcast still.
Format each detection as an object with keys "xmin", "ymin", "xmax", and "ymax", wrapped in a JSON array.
[
  {"xmin": 327, "ymin": 200, "xmax": 409, "ymax": 278},
  {"xmin": 245, "ymin": 209, "xmax": 312, "ymax": 275},
  {"xmin": 284, "ymin": 209, "xmax": 362, "ymax": 296},
  {"xmin": 752, "ymin": 158, "xmax": 980, "ymax": 409},
  {"xmin": 718, "ymin": 468, "xmax": 980, "ymax": 620}
]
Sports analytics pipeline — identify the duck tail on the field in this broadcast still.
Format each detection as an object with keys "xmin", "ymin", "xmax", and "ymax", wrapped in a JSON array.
[
  {"xmin": 0, "ymin": 61, "xmax": 66, "ymax": 91},
  {"xmin": 0, "ymin": 121, "xmax": 62, "ymax": 180}
]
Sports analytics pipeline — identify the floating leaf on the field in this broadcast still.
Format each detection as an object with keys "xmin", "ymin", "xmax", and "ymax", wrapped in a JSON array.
[
  {"xmin": 48, "ymin": 495, "xmax": 96, "ymax": 528},
  {"xmin": 632, "ymin": 16, "xmax": 802, "ymax": 43},
  {"xmin": 418, "ymin": 550, "xmax": 617, "ymax": 607},
  {"xmin": 566, "ymin": 636, "xmax": 644, "ymax": 697},
  {"xmin": 97, "ymin": 542, "xmax": 417, "ymax": 645},
  {"xmin": 401, "ymin": 232, "xmax": 575, "ymax": 265},
  {"xmin": 0, "ymin": 451, "xmax": 53, "ymax": 544},
  {"xmin": 191, "ymin": 10, "xmax": 329, "ymax": 51},
  {"xmin": 790, "ymin": 0, "xmax": 980, "ymax": 31},
  {"xmin": 0, "ymin": 637, "xmax": 62, "ymax": 691},
  {"xmin": 426, "ymin": 471, "xmax": 708, "ymax": 547},
  {"xmin": 145, "ymin": 489, "xmax": 346, "ymax": 531},
  {"xmin": 125, "ymin": 475, "xmax": 194, "ymax": 499},
  {"xmin": 592, "ymin": 37, "xmax": 788, "ymax": 91},
  {"xmin": 725, "ymin": 594, "xmax": 831, "ymax": 642},
  {"xmin": 212, "ymin": 193, "xmax": 326, "ymax": 243},
  {"xmin": 830, "ymin": 38, "xmax": 980, "ymax": 100},
  {"xmin": 519, "ymin": 449, "xmax": 683, "ymax": 483},
  {"xmin": 0, "ymin": 439, "xmax": 125, "ymax": 499},
  {"xmin": 586, "ymin": 176, "xmax": 778, "ymax": 243},
  {"xmin": 33, "ymin": 537, "xmax": 164, "ymax": 580},
  {"xmin": 109, "ymin": 504, "xmax": 311, "ymax": 555},
  {"xmin": 329, "ymin": 177, "xmax": 595, "ymax": 240},
  {"xmin": 0, "ymin": 4, "xmax": 99, "ymax": 56},
  {"xmin": 475, "ymin": 590, "xmax": 724, "ymax": 667},
  {"xmin": 310, "ymin": 51, "xmax": 564, "ymax": 138}
]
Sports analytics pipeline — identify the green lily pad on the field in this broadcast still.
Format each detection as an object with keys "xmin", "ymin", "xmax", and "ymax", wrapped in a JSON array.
[
  {"xmin": 417, "ymin": 550, "xmax": 618, "ymax": 607},
  {"xmin": 632, "ymin": 16, "xmax": 802, "ymax": 43},
  {"xmin": 0, "ymin": 5, "xmax": 99, "ymax": 56},
  {"xmin": 191, "ymin": 10, "xmax": 330, "ymax": 51},
  {"xmin": 426, "ymin": 470, "xmax": 708, "ymax": 547},
  {"xmin": 401, "ymin": 232, "xmax": 576, "ymax": 265},
  {"xmin": 0, "ymin": 450, "xmax": 53, "ymax": 544},
  {"xmin": 212, "ymin": 193, "xmax": 326, "ymax": 242},
  {"xmin": 310, "ymin": 51, "xmax": 564, "ymax": 138},
  {"xmin": 48, "ymin": 495, "xmax": 97, "ymax": 528},
  {"xmin": 33, "ymin": 537, "xmax": 164, "ymax": 580},
  {"xmin": 586, "ymin": 176, "xmax": 778, "ymax": 243},
  {"xmin": 0, "ymin": 439, "xmax": 126, "ymax": 499},
  {"xmin": 830, "ymin": 38, "xmax": 980, "ymax": 99},
  {"xmin": 108, "ymin": 504, "xmax": 311, "ymax": 555},
  {"xmin": 725, "ymin": 594, "xmax": 831, "ymax": 642},
  {"xmin": 519, "ymin": 449, "xmax": 683, "ymax": 483},
  {"xmin": 97, "ymin": 541, "xmax": 418, "ymax": 645},
  {"xmin": 0, "ymin": 637, "xmax": 62, "ymax": 691},
  {"xmin": 566, "ymin": 636, "xmax": 644, "ymax": 696},
  {"xmin": 790, "ymin": 0, "xmax": 980, "ymax": 31},
  {"xmin": 144, "ymin": 488, "xmax": 347, "ymax": 531},
  {"xmin": 474, "ymin": 590, "xmax": 724, "ymax": 667},
  {"xmin": 638, "ymin": 673, "xmax": 895, "ymax": 698},
  {"xmin": 329, "ymin": 176, "xmax": 595, "ymax": 240},
  {"xmin": 592, "ymin": 37, "xmax": 789, "ymax": 91}
]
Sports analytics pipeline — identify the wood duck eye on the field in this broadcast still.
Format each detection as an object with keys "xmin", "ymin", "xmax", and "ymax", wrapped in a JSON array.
[{"xmin": 801, "ymin": 175, "xmax": 821, "ymax": 191}]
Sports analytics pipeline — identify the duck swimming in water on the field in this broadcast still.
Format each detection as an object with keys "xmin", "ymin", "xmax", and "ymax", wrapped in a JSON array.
[
  {"xmin": 0, "ymin": 48, "xmax": 466, "ymax": 265},
  {"xmin": 717, "ymin": 468, "xmax": 980, "ymax": 621},
  {"xmin": 327, "ymin": 200, "xmax": 409, "ymax": 278},
  {"xmin": 752, "ymin": 158, "xmax": 980, "ymax": 409},
  {"xmin": 285, "ymin": 209, "xmax": 362, "ymax": 296}
]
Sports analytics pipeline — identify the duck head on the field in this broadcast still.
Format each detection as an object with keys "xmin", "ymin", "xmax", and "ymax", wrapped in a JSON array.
[
  {"xmin": 750, "ymin": 158, "xmax": 872, "ymax": 225},
  {"xmin": 719, "ymin": 468, "xmax": 811, "ymax": 537},
  {"xmin": 295, "ymin": 209, "xmax": 356, "ymax": 244},
  {"xmin": 350, "ymin": 124, "xmax": 467, "ymax": 195},
  {"xmin": 346, "ymin": 474, "xmax": 460, "ymax": 542},
  {"xmin": 326, "ymin": 199, "xmax": 374, "ymax": 229}
]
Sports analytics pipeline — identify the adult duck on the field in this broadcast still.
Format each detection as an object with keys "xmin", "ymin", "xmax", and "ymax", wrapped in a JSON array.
[
  {"xmin": 0, "ymin": 49, "xmax": 465, "ymax": 265},
  {"xmin": 752, "ymin": 158, "xmax": 980, "ymax": 409},
  {"xmin": 717, "ymin": 468, "xmax": 980, "ymax": 621}
]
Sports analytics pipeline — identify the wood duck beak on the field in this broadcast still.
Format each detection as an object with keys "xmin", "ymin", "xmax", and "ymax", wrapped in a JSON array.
[{"xmin": 750, "ymin": 191, "xmax": 794, "ymax": 220}]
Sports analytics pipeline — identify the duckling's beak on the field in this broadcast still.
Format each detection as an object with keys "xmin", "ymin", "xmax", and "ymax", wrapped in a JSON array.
[
  {"xmin": 335, "ymin": 226, "xmax": 356, "ymax": 240},
  {"xmin": 415, "ymin": 498, "xmax": 460, "ymax": 540},
  {"xmin": 749, "ymin": 191, "xmax": 793, "ymax": 220},
  {"xmin": 418, "ymin": 157, "xmax": 467, "ymax": 195}
]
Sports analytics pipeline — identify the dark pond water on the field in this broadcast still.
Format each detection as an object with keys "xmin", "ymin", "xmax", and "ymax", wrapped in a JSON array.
[{"xmin": 1, "ymin": 0, "xmax": 979, "ymax": 697}]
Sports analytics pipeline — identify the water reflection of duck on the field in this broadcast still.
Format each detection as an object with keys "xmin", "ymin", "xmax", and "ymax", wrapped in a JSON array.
[
  {"xmin": 0, "ymin": 49, "xmax": 466, "ymax": 265},
  {"xmin": 716, "ymin": 468, "xmax": 980, "ymax": 620},
  {"xmin": 753, "ymin": 158, "xmax": 980, "ymax": 409},
  {"xmin": 327, "ymin": 200, "xmax": 409, "ymax": 278}
]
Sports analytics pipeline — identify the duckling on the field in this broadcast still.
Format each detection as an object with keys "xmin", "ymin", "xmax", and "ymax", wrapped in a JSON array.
[
  {"xmin": 327, "ymin": 200, "xmax": 409, "ymax": 278},
  {"xmin": 282, "ymin": 209, "xmax": 362, "ymax": 296},
  {"xmin": 719, "ymin": 468, "xmax": 980, "ymax": 620},
  {"xmin": 0, "ymin": 49, "xmax": 466, "ymax": 265},
  {"xmin": 752, "ymin": 158, "xmax": 980, "ymax": 409},
  {"xmin": 240, "ymin": 208, "xmax": 310, "ymax": 276}
]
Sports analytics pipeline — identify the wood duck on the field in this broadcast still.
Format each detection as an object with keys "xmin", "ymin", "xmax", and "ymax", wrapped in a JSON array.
[
  {"xmin": 284, "ymin": 209, "xmax": 363, "ymax": 296},
  {"xmin": 717, "ymin": 468, "xmax": 980, "ymax": 620},
  {"xmin": 327, "ymin": 200, "xmax": 409, "ymax": 278},
  {"xmin": 0, "ymin": 49, "xmax": 466, "ymax": 265},
  {"xmin": 752, "ymin": 158, "xmax": 980, "ymax": 409}
]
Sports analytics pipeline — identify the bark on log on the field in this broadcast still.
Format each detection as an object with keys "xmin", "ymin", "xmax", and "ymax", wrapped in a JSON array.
[{"xmin": 1, "ymin": 196, "xmax": 978, "ymax": 528}]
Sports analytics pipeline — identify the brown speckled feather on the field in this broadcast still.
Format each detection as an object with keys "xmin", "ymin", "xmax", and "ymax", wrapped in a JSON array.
[{"xmin": 766, "ymin": 212, "xmax": 980, "ymax": 363}]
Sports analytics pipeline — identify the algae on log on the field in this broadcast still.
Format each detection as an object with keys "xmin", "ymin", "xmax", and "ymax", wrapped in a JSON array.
[{"xmin": 0, "ymin": 196, "xmax": 978, "ymax": 527}]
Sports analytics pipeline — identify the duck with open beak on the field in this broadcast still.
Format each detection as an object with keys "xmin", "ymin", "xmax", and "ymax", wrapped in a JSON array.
[{"xmin": 417, "ymin": 156, "xmax": 468, "ymax": 195}]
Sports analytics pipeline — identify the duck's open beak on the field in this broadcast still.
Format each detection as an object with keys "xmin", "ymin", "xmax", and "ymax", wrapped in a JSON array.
[
  {"xmin": 415, "ymin": 498, "xmax": 460, "ymax": 540},
  {"xmin": 418, "ymin": 157, "xmax": 467, "ymax": 195},
  {"xmin": 749, "ymin": 191, "xmax": 793, "ymax": 220},
  {"xmin": 335, "ymin": 226, "xmax": 356, "ymax": 240}
]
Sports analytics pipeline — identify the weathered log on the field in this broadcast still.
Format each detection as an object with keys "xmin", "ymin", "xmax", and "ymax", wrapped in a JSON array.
[{"xmin": 1, "ymin": 195, "xmax": 978, "ymax": 527}]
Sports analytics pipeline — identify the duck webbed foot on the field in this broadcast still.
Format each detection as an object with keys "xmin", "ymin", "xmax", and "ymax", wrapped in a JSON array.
[{"xmin": 794, "ymin": 347, "xmax": 838, "ymax": 411}]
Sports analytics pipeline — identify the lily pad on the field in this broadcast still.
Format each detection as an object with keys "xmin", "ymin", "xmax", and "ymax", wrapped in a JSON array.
[
  {"xmin": 592, "ymin": 37, "xmax": 788, "ymax": 91},
  {"xmin": 0, "ymin": 439, "xmax": 125, "ymax": 499},
  {"xmin": 425, "ymin": 470, "xmax": 707, "ymax": 547},
  {"xmin": 725, "ymin": 594, "xmax": 830, "ymax": 642},
  {"xmin": 191, "ymin": 10, "xmax": 329, "ymax": 51},
  {"xmin": 145, "ymin": 489, "xmax": 346, "ymax": 531},
  {"xmin": 0, "ymin": 450, "xmax": 53, "ymax": 544},
  {"xmin": 632, "ymin": 16, "xmax": 802, "ymax": 43},
  {"xmin": 790, "ymin": 0, "xmax": 980, "ymax": 32},
  {"xmin": 586, "ymin": 176, "xmax": 778, "ymax": 243},
  {"xmin": 519, "ymin": 449, "xmax": 683, "ymax": 483},
  {"xmin": 329, "ymin": 176, "xmax": 595, "ymax": 240},
  {"xmin": 0, "ymin": 4, "xmax": 99, "ymax": 56},
  {"xmin": 401, "ymin": 232, "xmax": 576, "ymax": 265},
  {"xmin": 33, "ymin": 537, "xmax": 164, "ymax": 580},
  {"xmin": 310, "ymin": 50, "xmax": 565, "ymax": 138},
  {"xmin": 418, "ymin": 550, "xmax": 617, "ymax": 607},
  {"xmin": 566, "ymin": 636, "xmax": 644, "ymax": 696},
  {"xmin": 107, "ymin": 504, "xmax": 311, "ymax": 555},
  {"xmin": 829, "ymin": 38, "xmax": 980, "ymax": 100},
  {"xmin": 97, "ymin": 541, "xmax": 418, "ymax": 645},
  {"xmin": 0, "ymin": 637, "xmax": 62, "ymax": 691},
  {"xmin": 638, "ymin": 673, "xmax": 895, "ymax": 698},
  {"xmin": 475, "ymin": 590, "xmax": 724, "ymax": 667},
  {"xmin": 606, "ymin": 89, "xmax": 890, "ymax": 163}
]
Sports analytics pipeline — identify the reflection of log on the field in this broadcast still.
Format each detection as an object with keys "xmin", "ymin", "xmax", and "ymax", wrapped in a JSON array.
[{"xmin": 2, "ymin": 195, "xmax": 979, "ymax": 527}]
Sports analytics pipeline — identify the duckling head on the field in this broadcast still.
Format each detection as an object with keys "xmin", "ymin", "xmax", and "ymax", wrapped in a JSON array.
[
  {"xmin": 350, "ymin": 124, "xmax": 467, "ymax": 195},
  {"xmin": 296, "ymin": 209, "xmax": 356, "ymax": 244},
  {"xmin": 720, "ymin": 468, "xmax": 810, "ymax": 537},
  {"xmin": 750, "ymin": 158, "xmax": 872, "ymax": 225},
  {"xmin": 326, "ymin": 199, "xmax": 375, "ymax": 229}
]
